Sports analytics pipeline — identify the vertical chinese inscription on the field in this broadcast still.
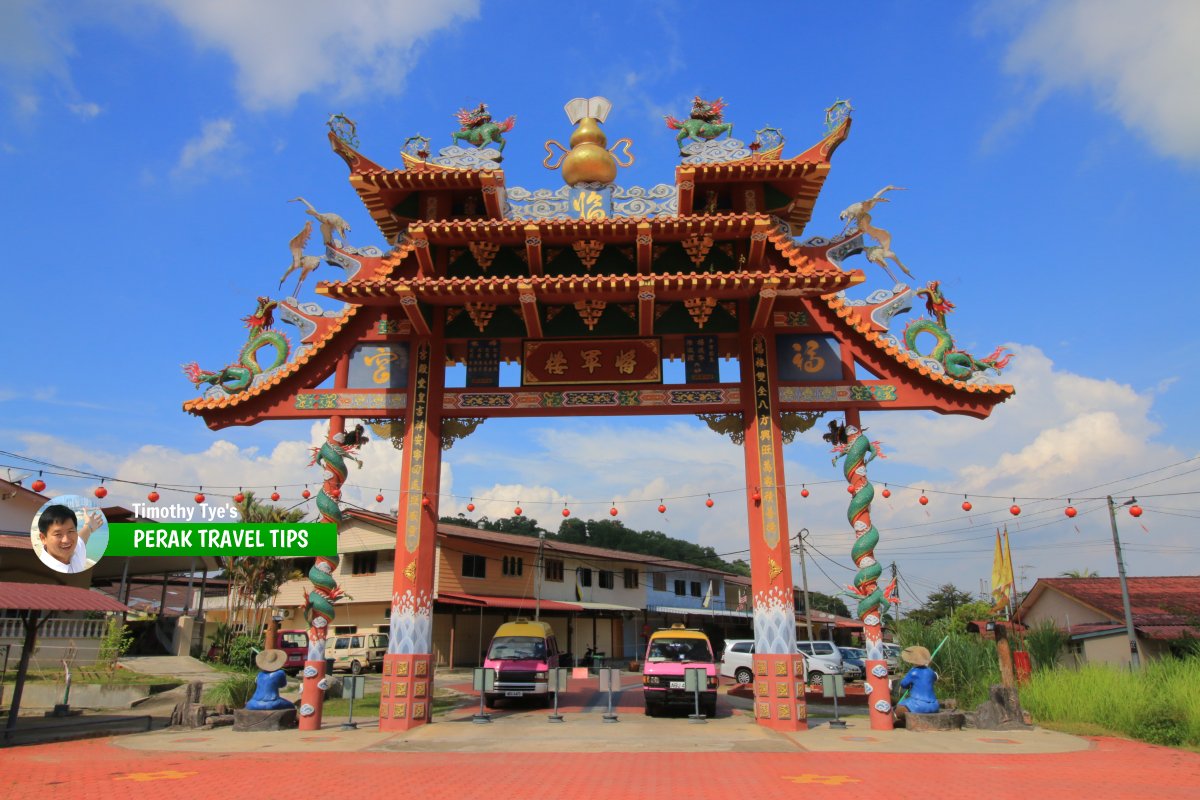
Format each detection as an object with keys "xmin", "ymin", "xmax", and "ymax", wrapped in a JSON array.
[
  {"xmin": 404, "ymin": 343, "xmax": 430, "ymax": 553},
  {"xmin": 753, "ymin": 335, "xmax": 780, "ymax": 550}
]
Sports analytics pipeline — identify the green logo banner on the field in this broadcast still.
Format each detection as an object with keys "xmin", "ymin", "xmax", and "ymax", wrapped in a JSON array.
[{"xmin": 107, "ymin": 523, "xmax": 338, "ymax": 557}]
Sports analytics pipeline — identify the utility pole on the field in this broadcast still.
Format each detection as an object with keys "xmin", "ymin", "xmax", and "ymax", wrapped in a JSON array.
[
  {"xmin": 1107, "ymin": 495, "xmax": 1141, "ymax": 670},
  {"xmin": 534, "ymin": 530, "xmax": 545, "ymax": 622},
  {"xmin": 890, "ymin": 562, "xmax": 900, "ymax": 619},
  {"xmin": 795, "ymin": 529, "xmax": 814, "ymax": 641}
]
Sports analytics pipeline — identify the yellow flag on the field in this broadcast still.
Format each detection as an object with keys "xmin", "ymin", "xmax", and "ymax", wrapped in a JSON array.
[
  {"xmin": 990, "ymin": 530, "xmax": 1009, "ymax": 611},
  {"xmin": 702, "ymin": 580, "xmax": 713, "ymax": 609},
  {"xmin": 1002, "ymin": 527, "xmax": 1017, "ymax": 599}
]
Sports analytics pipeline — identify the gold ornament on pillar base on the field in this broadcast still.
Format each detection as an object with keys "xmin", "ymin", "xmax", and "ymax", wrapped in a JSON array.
[{"xmin": 544, "ymin": 97, "xmax": 634, "ymax": 186}]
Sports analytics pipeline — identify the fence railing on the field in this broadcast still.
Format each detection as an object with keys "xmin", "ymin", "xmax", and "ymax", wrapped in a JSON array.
[{"xmin": 0, "ymin": 617, "xmax": 107, "ymax": 640}]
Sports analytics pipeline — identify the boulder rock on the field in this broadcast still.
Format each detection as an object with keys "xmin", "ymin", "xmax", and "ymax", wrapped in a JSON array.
[{"xmin": 233, "ymin": 707, "xmax": 298, "ymax": 732}]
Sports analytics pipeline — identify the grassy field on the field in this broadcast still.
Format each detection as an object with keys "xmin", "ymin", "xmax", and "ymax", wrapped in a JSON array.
[
  {"xmin": 1023, "ymin": 658, "xmax": 1200, "ymax": 748},
  {"xmin": 2, "ymin": 666, "xmax": 183, "ymax": 686},
  {"xmin": 320, "ymin": 688, "xmax": 465, "ymax": 717}
]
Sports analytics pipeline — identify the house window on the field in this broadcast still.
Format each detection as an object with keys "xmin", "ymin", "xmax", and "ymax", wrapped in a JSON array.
[
  {"xmin": 674, "ymin": 579, "xmax": 686, "ymax": 596},
  {"xmin": 578, "ymin": 568, "xmax": 593, "ymax": 587},
  {"xmin": 502, "ymin": 556, "xmax": 525, "ymax": 576},
  {"xmin": 598, "ymin": 570, "xmax": 614, "ymax": 590},
  {"xmin": 463, "ymin": 554, "xmax": 486, "ymax": 579},
  {"xmin": 545, "ymin": 559, "xmax": 564, "ymax": 582},
  {"xmin": 351, "ymin": 552, "xmax": 377, "ymax": 575},
  {"xmin": 623, "ymin": 568, "xmax": 639, "ymax": 589},
  {"xmin": 690, "ymin": 581, "xmax": 702, "ymax": 597},
  {"xmin": 653, "ymin": 572, "xmax": 666, "ymax": 592}
]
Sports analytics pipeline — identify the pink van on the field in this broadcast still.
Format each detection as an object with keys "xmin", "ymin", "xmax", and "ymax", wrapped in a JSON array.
[
  {"xmin": 483, "ymin": 619, "xmax": 561, "ymax": 708},
  {"xmin": 641, "ymin": 624, "xmax": 718, "ymax": 717}
]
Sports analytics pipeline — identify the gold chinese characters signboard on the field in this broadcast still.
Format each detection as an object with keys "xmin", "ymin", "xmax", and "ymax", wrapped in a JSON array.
[{"xmin": 522, "ymin": 338, "xmax": 662, "ymax": 386}]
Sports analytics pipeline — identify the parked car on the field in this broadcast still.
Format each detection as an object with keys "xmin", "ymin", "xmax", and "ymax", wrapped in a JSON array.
[
  {"xmin": 719, "ymin": 639, "xmax": 756, "ymax": 685},
  {"xmin": 277, "ymin": 629, "xmax": 308, "ymax": 674},
  {"xmin": 795, "ymin": 640, "xmax": 844, "ymax": 678},
  {"xmin": 838, "ymin": 647, "xmax": 866, "ymax": 681},
  {"xmin": 483, "ymin": 619, "xmax": 562, "ymax": 708},
  {"xmin": 326, "ymin": 632, "xmax": 387, "ymax": 674},
  {"xmin": 882, "ymin": 643, "xmax": 902, "ymax": 673},
  {"xmin": 643, "ymin": 624, "xmax": 718, "ymax": 717}
]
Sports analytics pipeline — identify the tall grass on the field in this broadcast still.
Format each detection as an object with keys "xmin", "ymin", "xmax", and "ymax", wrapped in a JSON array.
[
  {"xmin": 203, "ymin": 672, "xmax": 258, "ymax": 709},
  {"xmin": 894, "ymin": 619, "xmax": 1000, "ymax": 710},
  {"xmin": 1022, "ymin": 658, "xmax": 1200, "ymax": 747}
]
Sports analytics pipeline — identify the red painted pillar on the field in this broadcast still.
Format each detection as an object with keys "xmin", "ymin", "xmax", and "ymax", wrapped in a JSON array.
[
  {"xmin": 379, "ymin": 330, "xmax": 444, "ymax": 731},
  {"xmin": 739, "ymin": 324, "xmax": 806, "ymax": 731}
]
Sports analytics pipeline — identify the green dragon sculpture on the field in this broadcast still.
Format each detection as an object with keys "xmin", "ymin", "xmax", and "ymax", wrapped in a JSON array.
[
  {"xmin": 665, "ymin": 96, "xmax": 734, "ymax": 154},
  {"xmin": 903, "ymin": 318, "xmax": 1012, "ymax": 381},
  {"xmin": 182, "ymin": 297, "xmax": 290, "ymax": 394},
  {"xmin": 450, "ymin": 103, "xmax": 516, "ymax": 154}
]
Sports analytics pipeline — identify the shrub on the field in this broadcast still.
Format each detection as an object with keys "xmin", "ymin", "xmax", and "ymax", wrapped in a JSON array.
[
  {"xmin": 204, "ymin": 672, "xmax": 258, "ymax": 708},
  {"xmin": 1025, "ymin": 619, "xmax": 1070, "ymax": 671},
  {"xmin": 96, "ymin": 616, "xmax": 135, "ymax": 670},
  {"xmin": 223, "ymin": 633, "xmax": 264, "ymax": 670}
]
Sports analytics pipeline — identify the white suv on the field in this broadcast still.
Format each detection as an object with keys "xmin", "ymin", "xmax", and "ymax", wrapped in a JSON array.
[
  {"xmin": 719, "ymin": 639, "xmax": 756, "ymax": 685},
  {"xmin": 795, "ymin": 640, "xmax": 844, "ymax": 678}
]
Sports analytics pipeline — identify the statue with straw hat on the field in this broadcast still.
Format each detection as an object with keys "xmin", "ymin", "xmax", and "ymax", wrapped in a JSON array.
[
  {"xmin": 896, "ymin": 646, "xmax": 940, "ymax": 714},
  {"xmin": 246, "ymin": 649, "xmax": 297, "ymax": 711}
]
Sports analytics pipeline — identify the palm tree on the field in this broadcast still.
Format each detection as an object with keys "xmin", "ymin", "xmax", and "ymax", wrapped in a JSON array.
[
  {"xmin": 222, "ymin": 492, "xmax": 306, "ymax": 634},
  {"xmin": 1059, "ymin": 569, "xmax": 1100, "ymax": 578}
]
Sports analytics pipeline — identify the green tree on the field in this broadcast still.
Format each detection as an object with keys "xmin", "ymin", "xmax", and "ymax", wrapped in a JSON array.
[
  {"xmin": 807, "ymin": 591, "xmax": 851, "ymax": 617},
  {"xmin": 222, "ymin": 492, "xmax": 306, "ymax": 639},
  {"xmin": 906, "ymin": 583, "xmax": 975, "ymax": 625},
  {"xmin": 1059, "ymin": 569, "xmax": 1100, "ymax": 578}
]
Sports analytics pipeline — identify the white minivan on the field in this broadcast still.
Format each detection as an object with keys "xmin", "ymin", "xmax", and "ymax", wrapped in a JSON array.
[{"xmin": 795, "ymin": 640, "xmax": 844, "ymax": 678}]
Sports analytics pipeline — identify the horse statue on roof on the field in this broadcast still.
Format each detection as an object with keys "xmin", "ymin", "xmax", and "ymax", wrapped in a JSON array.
[{"xmin": 665, "ymin": 96, "xmax": 734, "ymax": 154}]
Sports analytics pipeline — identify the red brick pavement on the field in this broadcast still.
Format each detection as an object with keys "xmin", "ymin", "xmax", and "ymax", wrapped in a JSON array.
[{"xmin": 2, "ymin": 736, "xmax": 1198, "ymax": 800}]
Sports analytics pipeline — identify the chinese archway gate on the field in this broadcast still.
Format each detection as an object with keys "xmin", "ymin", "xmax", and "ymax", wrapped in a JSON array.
[{"xmin": 184, "ymin": 97, "xmax": 1013, "ymax": 733}]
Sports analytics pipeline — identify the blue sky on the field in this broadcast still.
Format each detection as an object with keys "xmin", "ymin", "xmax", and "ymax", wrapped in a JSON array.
[{"xmin": 2, "ymin": 1, "xmax": 1198, "ymax": 606}]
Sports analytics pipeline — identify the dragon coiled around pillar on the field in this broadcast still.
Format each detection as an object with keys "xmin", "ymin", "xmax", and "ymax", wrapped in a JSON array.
[
  {"xmin": 903, "ymin": 319, "xmax": 1012, "ymax": 381},
  {"xmin": 182, "ymin": 297, "xmax": 290, "ymax": 394},
  {"xmin": 302, "ymin": 432, "xmax": 363, "ymax": 655},
  {"xmin": 833, "ymin": 426, "xmax": 889, "ymax": 619}
]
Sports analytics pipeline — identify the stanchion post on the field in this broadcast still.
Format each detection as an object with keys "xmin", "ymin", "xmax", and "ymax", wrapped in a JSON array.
[
  {"xmin": 823, "ymin": 673, "xmax": 847, "ymax": 728},
  {"xmin": 547, "ymin": 667, "xmax": 568, "ymax": 723},
  {"xmin": 685, "ymin": 667, "xmax": 707, "ymax": 724},
  {"xmin": 472, "ymin": 667, "xmax": 495, "ymax": 724},
  {"xmin": 599, "ymin": 667, "xmax": 619, "ymax": 723}
]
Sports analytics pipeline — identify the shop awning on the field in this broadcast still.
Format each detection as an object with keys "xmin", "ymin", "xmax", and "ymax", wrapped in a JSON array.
[
  {"xmin": 574, "ymin": 601, "xmax": 641, "ymax": 612},
  {"xmin": 437, "ymin": 592, "xmax": 582, "ymax": 612},
  {"xmin": 651, "ymin": 605, "xmax": 753, "ymax": 619}
]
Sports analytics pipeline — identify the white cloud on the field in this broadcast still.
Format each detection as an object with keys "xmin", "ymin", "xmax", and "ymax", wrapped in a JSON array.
[
  {"xmin": 68, "ymin": 101, "xmax": 102, "ymax": 119},
  {"xmin": 983, "ymin": 0, "xmax": 1200, "ymax": 163},
  {"xmin": 171, "ymin": 118, "xmax": 235, "ymax": 178},
  {"xmin": 151, "ymin": 0, "xmax": 480, "ymax": 110}
]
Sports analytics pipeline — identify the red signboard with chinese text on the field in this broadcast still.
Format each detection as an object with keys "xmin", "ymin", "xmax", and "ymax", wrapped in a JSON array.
[{"xmin": 522, "ymin": 338, "xmax": 662, "ymax": 385}]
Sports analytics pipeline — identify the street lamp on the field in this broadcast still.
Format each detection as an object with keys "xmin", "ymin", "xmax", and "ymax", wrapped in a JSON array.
[
  {"xmin": 1106, "ymin": 496, "xmax": 1141, "ymax": 671},
  {"xmin": 794, "ymin": 529, "xmax": 814, "ymax": 641}
]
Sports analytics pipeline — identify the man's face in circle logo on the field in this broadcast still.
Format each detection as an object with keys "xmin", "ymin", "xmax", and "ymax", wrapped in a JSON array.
[{"xmin": 41, "ymin": 519, "xmax": 79, "ymax": 564}]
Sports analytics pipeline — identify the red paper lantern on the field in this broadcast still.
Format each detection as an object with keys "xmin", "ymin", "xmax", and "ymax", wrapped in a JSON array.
[
  {"xmin": 705, "ymin": 498, "xmax": 714, "ymax": 508},
  {"xmin": 195, "ymin": 493, "xmax": 205, "ymax": 503},
  {"xmin": 1129, "ymin": 505, "xmax": 1143, "ymax": 518},
  {"xmin": 609, "ymin": 507, "xmax": 618, "ymax": 516},
  {"xmin": 31, "ymin": 479, "xmax": 45, "ymax": 493},
  {"xmin": 376, "ymin": 494, "xmax": 384, "ymax": 503},
  {"xmin": 881, "ymin": 488, "xmax": 891, "ymax": 499},
  {"xmin": 1010, "ymin": 504, "xmax": 1021, "ymax": 516},
  {"xmin": 847, "ymin": 485, "xmax": 855, "ymax": 494},
  {"xmin": 561, "ymin": 508, "xmax": 570, "ymax": 518},
  {"xmin": 1065, "ymin": 505, "xmax": 1077, "ymax": 518},
  {"xmin": 514, "ymin": 506, "xmax": 523, "ymax": 516},
  {"xmin": 271, "ymin": 492, "xmax": 280, "ymax": 502},
  {"xmin": 466, "ymin": 502, "xmax": 475, "ymax": 512},
  {"xmin": 751, "ymin": 489, "xmax": 761, "ymax": 503},
  {"xmin": 918, "ymin": 494, "xmax": 928, "ymax": 506},
  {"xmin": 962, "ymin": 500, "xmax": 973, "ymax": 512},
  {"xmin": 234, "ymin": 492, "xmax": 245, "ymax": 504},
  {"xmin": 658, "ymin": 504, "xmax": 666, "ymax": 514},
  {"xmin": 302, "ymin": 489, "xmax": 311, "ymax": 499},
  {"xmin": 420, "ymin": 495, "xmax": 429, "ymax": 507},
  {"xmin": 147, "ymin": 491, "xmax": 160, "ymax": 503},
  {"xmin": 94, "ymin": 485, "xmax": 108, "ymax": 499},
  {"xmin": 800, "ymin": 488, "xmax": 810, "ymax": 498}
]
